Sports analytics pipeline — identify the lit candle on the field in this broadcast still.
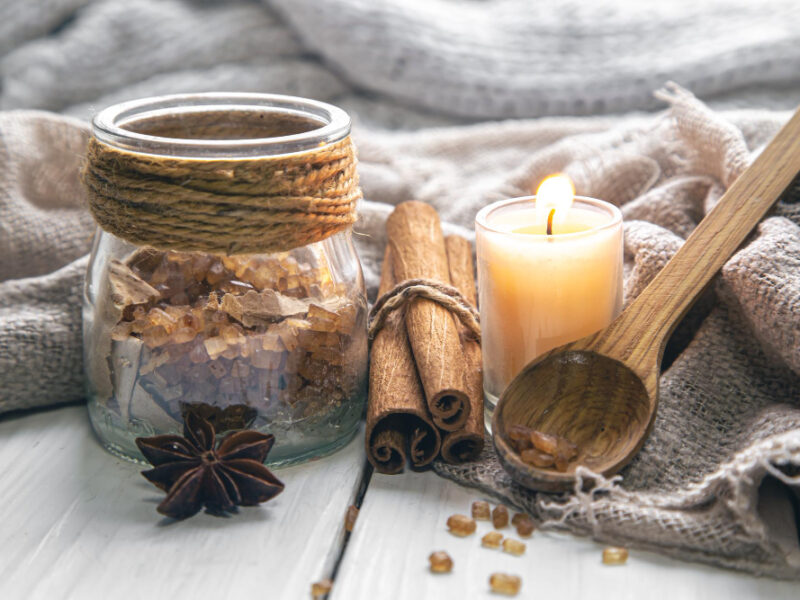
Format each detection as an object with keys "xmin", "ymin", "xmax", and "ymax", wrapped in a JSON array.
[{"xmin": 475, "ymin": 175, "xmax": 623, "ymax": 417}]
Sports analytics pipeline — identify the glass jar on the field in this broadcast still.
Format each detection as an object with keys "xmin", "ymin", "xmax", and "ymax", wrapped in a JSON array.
[{"xmin": 83, "ymin": 93, "xmax": 368, "ymax": 466}]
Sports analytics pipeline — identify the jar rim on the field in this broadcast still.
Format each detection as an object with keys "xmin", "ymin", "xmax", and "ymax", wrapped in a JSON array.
[{"xmin": 92, "ymin": 92, "xmax": 351, "ymax": 159}]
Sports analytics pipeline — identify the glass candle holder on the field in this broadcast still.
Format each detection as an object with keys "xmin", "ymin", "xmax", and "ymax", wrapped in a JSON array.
[
  {"xmin": 82, "ymin": 93, "xmax": 367, "ymax": 466},
  {"xmin": 475, "ymin": 196, "xmax": 623, "ymax": 420}
]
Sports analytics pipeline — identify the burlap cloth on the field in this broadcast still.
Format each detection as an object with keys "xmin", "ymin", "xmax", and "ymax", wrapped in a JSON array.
[
  {"xmin": 431, "ymin": 86, "xmax": 800, "ymax": 580},
  {"xmin": 1, "ymin": 85, "xmax": 798, "ymax": 577}
]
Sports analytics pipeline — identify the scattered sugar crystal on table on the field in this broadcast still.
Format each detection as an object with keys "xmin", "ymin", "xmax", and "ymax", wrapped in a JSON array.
[
  {"xmin": 502, "ymin": 538, "xmax": 526, "ymax": 556},
  {"xmin": 428, "ymin": 551, "xmax": 453, "ymax": 573},
  {"xmin": 446, "ymin": 514, "xmax": 476, "ymax": 536},
  {"xmin": 472, "ymin": 500, "xmax": 491, "ymax": 520},
  {"xmin": 602, "ymin": 547, "xmax": 629, "ymax": 565},
  {"xmin": 482, "ymin": 531, "xmax": 503, "ymax": 549},
  {"xmin": 489, "ymin": 573, "xmax": 521, "ymax": 596},
  {"xmin": 492, "ymin": 504, "xmax": 509, "ymax": 529}
]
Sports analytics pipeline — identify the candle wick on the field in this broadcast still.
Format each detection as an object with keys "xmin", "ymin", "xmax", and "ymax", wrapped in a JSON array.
[{"xmin": 546, "ymin": 209, "xmax": 556, "ymax": 236}]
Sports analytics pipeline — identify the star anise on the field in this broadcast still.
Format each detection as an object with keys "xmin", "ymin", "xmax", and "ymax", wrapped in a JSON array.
[
  {"xmin": 135, "ymin": 412, "xmax": 284, "ymax": 519},
  {"xmin": 179, "ymin": 402, "xmax": 257, "ymax": 434}
]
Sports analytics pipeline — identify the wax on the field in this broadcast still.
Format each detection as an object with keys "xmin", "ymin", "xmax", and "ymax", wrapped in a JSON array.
[{"xmin": 475, "ymin": 196, "xmax": 623, "ymax": 411}]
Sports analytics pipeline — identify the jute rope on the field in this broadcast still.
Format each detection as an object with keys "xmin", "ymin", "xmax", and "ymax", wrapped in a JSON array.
[
  {"xmin": 82, "ymin": 132, "xmax": 361, "ymax": 255},
  {"xmin": 368, "ymin": 278, "xmax": 481, "ymax": 341}
]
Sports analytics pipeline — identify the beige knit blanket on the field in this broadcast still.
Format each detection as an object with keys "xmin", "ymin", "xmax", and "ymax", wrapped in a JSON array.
[{"xmin": 0, "ymin": 86, "xmax": 798, "ymax": 578}]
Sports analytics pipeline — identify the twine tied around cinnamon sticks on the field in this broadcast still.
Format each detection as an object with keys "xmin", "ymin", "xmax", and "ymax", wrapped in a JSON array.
[
  {"xmin": 82, "ymin": 133, "xmax": 361, "ymax": 255},
  {"xmin": 368, "ymin": 278, "xmax": 481, "ymax": 342}
]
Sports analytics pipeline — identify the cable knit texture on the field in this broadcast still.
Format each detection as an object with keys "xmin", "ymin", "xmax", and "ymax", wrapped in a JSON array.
[
  {"xmin": 2, "ymin": 0, "xmax": 800, "ymax": 123},
  {"xmin": 0, "ymin": 0, "xmax": 798, "ymax": 580}
]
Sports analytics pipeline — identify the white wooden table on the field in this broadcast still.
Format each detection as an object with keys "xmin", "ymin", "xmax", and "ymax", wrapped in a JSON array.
[{"xmin": 1, "ymin": 405, "xmax": 796, "ymax": 599}]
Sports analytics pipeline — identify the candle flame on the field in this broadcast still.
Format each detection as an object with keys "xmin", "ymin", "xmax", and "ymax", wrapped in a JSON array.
[{"xmin": 535, "ymin": 174, "xmax": 574, "ymax": 232}]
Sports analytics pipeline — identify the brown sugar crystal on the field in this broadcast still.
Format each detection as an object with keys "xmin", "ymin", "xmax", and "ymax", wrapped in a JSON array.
[
  {"xmin": 489, "ymin": 573, "xmax": 521, "ymax": 596},
  {"xmin": 481, "ymin": 531, "xmax": 503, "ymax": 549},
  {"xmin": 311, "ymin": 578, "xmax": 333, "ymax": 598},
  {"xmin": 502, "ymin": 538, "xmax": 526, "ymax": 556},
  {"xmin": 108, "ymin": 248, "xmax": 365, "ymax": 434},
  {"xmin": 471, "ymin": 500, "xmax": 491, "ymax": 521},
  {"xmin": 344, "ymin": 505, "xmax": 359, "ymax": 532},
  {"xmin": 554, "ymin": 448, "xmax": 576, "ymax": 472},
  {"xmin": 529, "ymin": 430, "xmax": 559, "ymax": 455},
  {"xmin": 514, "ymin": 515, "xmax": 535, "ymax": 538},
  {"xmin": 447, "ymin": 514, "xmax": 477, "ymax": 536},
  {"xmin": 557, "ymin": 436, "xmax": 579, "ymax": 460},
  {"xmin": 602, "ymin": 546, "xmax": 629, "ymax": 565},
  {"xmin": 492, "ymin": 504, "xmax": 509, "ymax": 529},
  {"xmin": 520, "ymin": 448, "xmax": 555, "ymax": 468},
  {"xmin": 429, "ymin": 551, "xmax": 453, "ymax": 573},
  {"xmin": 509, "ymin": 422, "xmax": 582, "ymax": 472},
  {"xmin": 507, "ymin": 424, "xmax": 533, "ymax": 452}
]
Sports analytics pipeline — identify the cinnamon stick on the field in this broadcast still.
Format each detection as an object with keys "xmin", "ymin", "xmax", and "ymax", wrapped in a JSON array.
[
  {"xmin": 365, "ymin": 247, "xmax": 442, "ymax": 473},
  {"xmin": 385, "ymin": 202, "xmax": 469, "ymax": 431},
  {"xmin": 441, "ymin": 235, "xmax": 485, "ymax": 463}
]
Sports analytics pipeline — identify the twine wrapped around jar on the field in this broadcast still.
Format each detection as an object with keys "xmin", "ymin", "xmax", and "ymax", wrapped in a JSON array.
[{"xmin": 82, "ymin": 133, "xmax": 361, "ymax": 255}]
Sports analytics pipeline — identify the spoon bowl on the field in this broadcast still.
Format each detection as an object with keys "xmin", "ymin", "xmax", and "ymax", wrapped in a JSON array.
[
  {"xmin": 492, "ymin": 105, "xmax": 800, "ymax": 492},
  {"xmin": 494, "ymin": 351, "xmax": 652, "ymax": 492}
]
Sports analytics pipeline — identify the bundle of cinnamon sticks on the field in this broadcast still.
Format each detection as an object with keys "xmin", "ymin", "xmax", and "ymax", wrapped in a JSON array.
[{"xmin": 366, "ymin": 201, "xmax": 484, "ymax": 473}]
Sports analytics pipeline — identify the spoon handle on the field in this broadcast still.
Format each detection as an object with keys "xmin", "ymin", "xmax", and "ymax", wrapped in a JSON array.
[{"xmin": 599, "ymin": 106, "xmax": 800, "ymax": 371}]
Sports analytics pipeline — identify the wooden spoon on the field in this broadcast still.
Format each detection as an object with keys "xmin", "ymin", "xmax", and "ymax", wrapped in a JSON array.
[{"xmin": 492, "ymin": 107, "xmax": 800, "ymax": 493}]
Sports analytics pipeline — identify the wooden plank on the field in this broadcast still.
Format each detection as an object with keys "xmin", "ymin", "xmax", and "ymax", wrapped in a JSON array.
[
  {"xmin": 0, "ymin": 405, "xmax": 366, "ymax": 599},
  {"xmin": 332, "ymin": 469, "xmax": 798, "ymax": 600}
]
